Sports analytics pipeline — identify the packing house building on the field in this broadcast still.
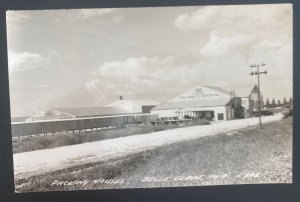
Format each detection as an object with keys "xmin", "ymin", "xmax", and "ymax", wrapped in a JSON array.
[
  {"xmin": 25, "ymin": 98, "xmax": 159, "ymax": 122},
  {"xmin": 151, "ymin": 85, "xmax": 237, "ymax": 121},
  {"xmin": 151, "ymin": 84, "xmax": 263, "ymax": 121}
]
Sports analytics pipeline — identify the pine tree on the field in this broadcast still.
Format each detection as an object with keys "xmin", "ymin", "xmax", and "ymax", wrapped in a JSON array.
[
  {"xmin": 277, "ymin": 99, "xmax": 282, "ymax": 107},
  {"xmin": 289, "ymin": 97, "xmax": 293, "ymax": 105},
  {"xmin": 271, "ymin": 98, "xmax": 277, "ymax": 108},
  {"xmin": 265, "ymin": 98, "xmax": 271, "ymax": 108},
  {"xmin": 283, "ymin": 97, "xmax": 288, "ymax": 106}
]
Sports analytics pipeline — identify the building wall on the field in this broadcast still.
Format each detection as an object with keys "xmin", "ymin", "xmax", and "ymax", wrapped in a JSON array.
[
  {"xmin": 114, "ymin": 104, "xmax": 142, "ymax": 113},
  {"xmin": 249, "ymin": 90, "xmax": 263, "ymax": 111},
  {"xmin": 151, "ymin": 109, "xmax": 179, "ymax": 120},
  {"xmin": 151, "ymin": 106, "xmax": 229, "ymax": 121},
  {"xmin": 241, "ymin": 97, "xmax": 249, "ymax": 110},
  {"xmin": 229, "ymin": 97, "xmax": 244, "ymax": 119},
  {"xmin": 142, "ymin": 105, "xmax": 157, "ymax": 113},
  {"xmin": 208, "ymin": 106, "xmax": 228, "ymax": 121}
]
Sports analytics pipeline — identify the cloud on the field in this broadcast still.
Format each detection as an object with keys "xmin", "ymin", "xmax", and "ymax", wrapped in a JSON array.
[
  {"xmin": 196, "ymin": 31, "xmax": 293, "ymax": 100},
  {"xmin": 199, "ymin": 31, "xmax": 251, "ymax": 59},
  {"xmin": 175, "ymin": 5, "xmax": 291, "ymax": 30},
  {"xmin": 175, "ymin": 3, "xmax": 293, "ymax": 82},
  {"xmin": 76, "ymin": 8, "xmax": 117, "ymax": 19},
  {"xmin": 85, "ymin": 56, "xmax": 198, "ymax": 101},
  {"xmin": 49, "ymin": 8, "xmax": 122, "ymax": 25},
  {"xmin": 8, "ymin": 51, "xmax": 47, "ymax": 73},
  {"xmin": 8, "ymin": 49, "xmax": 62, "ymax": 74},
  {"xmin": 177, "ymin": 5, "xmax": 293, "ymax": 99},
  {"xmin": 84, "ymin": 54, "xmax": 257, "ymax": 102},
  {"xmin": 174, "ymin": 4, "xmax": 292, "ymax": 44},
  {"xmin": 58, "ymin": 8, "xmax": 121, "ymax": 23},
  {"xmin": 248, "ymin": 40, "xmax": 292, "ymax": 78}
]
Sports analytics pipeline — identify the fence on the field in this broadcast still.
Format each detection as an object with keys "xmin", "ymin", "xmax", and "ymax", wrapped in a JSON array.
[{"xmin": 11, "ymin": 114, "xmax": 158, "ymax": 137}]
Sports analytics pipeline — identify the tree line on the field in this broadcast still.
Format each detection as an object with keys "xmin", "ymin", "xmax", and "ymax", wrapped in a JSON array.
[{"xmin": 264, "ymin": 97, "xmax": 293, "ymax": 108}]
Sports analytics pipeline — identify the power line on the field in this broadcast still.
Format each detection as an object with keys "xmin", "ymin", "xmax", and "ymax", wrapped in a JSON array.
[
  {"xmin": 17, "ymin": 15, "xmax": 200, "ymax": 61},
  {"xmin": 249, "ymin": 63, "xmax": 267, "ymax": 129},
  {"xmin": 52, "ymin": 10, "xmax": 198, "ymax": 57}
]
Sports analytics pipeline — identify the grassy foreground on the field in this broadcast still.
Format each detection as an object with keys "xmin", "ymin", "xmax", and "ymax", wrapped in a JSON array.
[{"xmin": 15, "ymin": 117, "xmax": 292, "ymax": 192}]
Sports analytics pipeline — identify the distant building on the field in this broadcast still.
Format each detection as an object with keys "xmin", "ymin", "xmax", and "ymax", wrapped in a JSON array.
[
  {"xmin": 151, "ymin": 85, "xmax": 240, "ymax": 121},
  {"xmin": 106, "ymin": 96, "xmax": 159, "ymax": 114},
  {"xmin": 151, "ymin": 84, "xmax": 263, "ymax": 121},
  {"xmin": 25, "ymin": 107, "xmax": 132, "ymax": 122},
  {"xmin": 229, "ymin": 84, "xmax": 263, "ymax": 118},
  {"xmin": 25, "ymin": 97, "xmax": 160, "ymax": 122}
]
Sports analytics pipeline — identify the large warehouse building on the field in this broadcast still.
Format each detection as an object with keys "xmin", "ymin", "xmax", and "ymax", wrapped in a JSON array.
[
  {"xmin": 25, "ymin": 98, "xmax": 159, "ymax": 122},
  {"xmin": 151, "ymin": 85, "xmax": 262, "ymax": 121}
]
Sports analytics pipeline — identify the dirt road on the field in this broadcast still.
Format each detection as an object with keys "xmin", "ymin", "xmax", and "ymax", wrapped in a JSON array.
[{"xmin": 14, "ymin": 114, "xmax": 283, "ymax": 180}]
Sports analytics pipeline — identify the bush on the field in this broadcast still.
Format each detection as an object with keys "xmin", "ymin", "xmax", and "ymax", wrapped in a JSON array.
[
  {"xmin": 191, "ymin": 119, "xmax": 210, "ymax": 125},
  {"xmin": 36, "ymin": 136, "xmax": 55, "ymax": 148}
]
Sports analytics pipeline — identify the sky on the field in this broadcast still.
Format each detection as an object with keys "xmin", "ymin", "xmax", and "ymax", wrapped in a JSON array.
[{"xmin": 6, "ymin": 4, "xmax": 293, "ymax": 117}]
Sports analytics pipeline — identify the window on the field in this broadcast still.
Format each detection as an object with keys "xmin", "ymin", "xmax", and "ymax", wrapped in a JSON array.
[{"xmin": 217, "ymin": 113, "xmax": 224, "ymax": 120}]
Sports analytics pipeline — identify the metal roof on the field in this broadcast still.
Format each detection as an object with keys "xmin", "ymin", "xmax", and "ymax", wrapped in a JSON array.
[
  {"xmin": 51, "ymin": 107, "xmax": 132, "ymax": 118},
  {"xmin": 107, "ymin": 100, "xmax": 159, "ymax": 107},
  {"xmin": 170, "ymin": 85, "xmax": 231, "ymax": 102},
  {"xmin": 151, "ymin": 98, "xmax": 230, "ymax": 111},
  {"xmin": 202, "ymin": 85, "xmax": 231, "ymax": 95},
  {"xmin": 176, "ymin": 108, "xmax": 214, "ymax": 112}
]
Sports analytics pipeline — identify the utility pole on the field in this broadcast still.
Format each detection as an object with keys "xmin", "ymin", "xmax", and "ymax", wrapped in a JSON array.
[{"xmin": 250, "ymin": 63, "xmax": 267, "ymax": 128}]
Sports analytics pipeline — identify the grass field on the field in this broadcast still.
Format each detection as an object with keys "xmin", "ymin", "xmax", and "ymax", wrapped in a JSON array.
[{"xmin": 15, "ymin": 117, "xmax": 292, "ymax": 192}]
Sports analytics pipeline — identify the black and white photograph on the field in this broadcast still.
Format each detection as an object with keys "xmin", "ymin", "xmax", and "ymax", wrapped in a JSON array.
[{"xmin": 6, "ymin": 3, "xmax": 293, "ymax": 193}]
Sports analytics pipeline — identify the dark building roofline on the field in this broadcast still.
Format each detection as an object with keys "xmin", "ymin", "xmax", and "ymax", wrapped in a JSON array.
[{"xmin": 51, "ymin": 107, "xmax": 132, "ymax": 118}]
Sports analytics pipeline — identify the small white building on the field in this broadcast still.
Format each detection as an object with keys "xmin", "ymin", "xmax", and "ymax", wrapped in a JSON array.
[{"xmin": 151, "ymin": 85, "xmax": 236, "ymax": 121}]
